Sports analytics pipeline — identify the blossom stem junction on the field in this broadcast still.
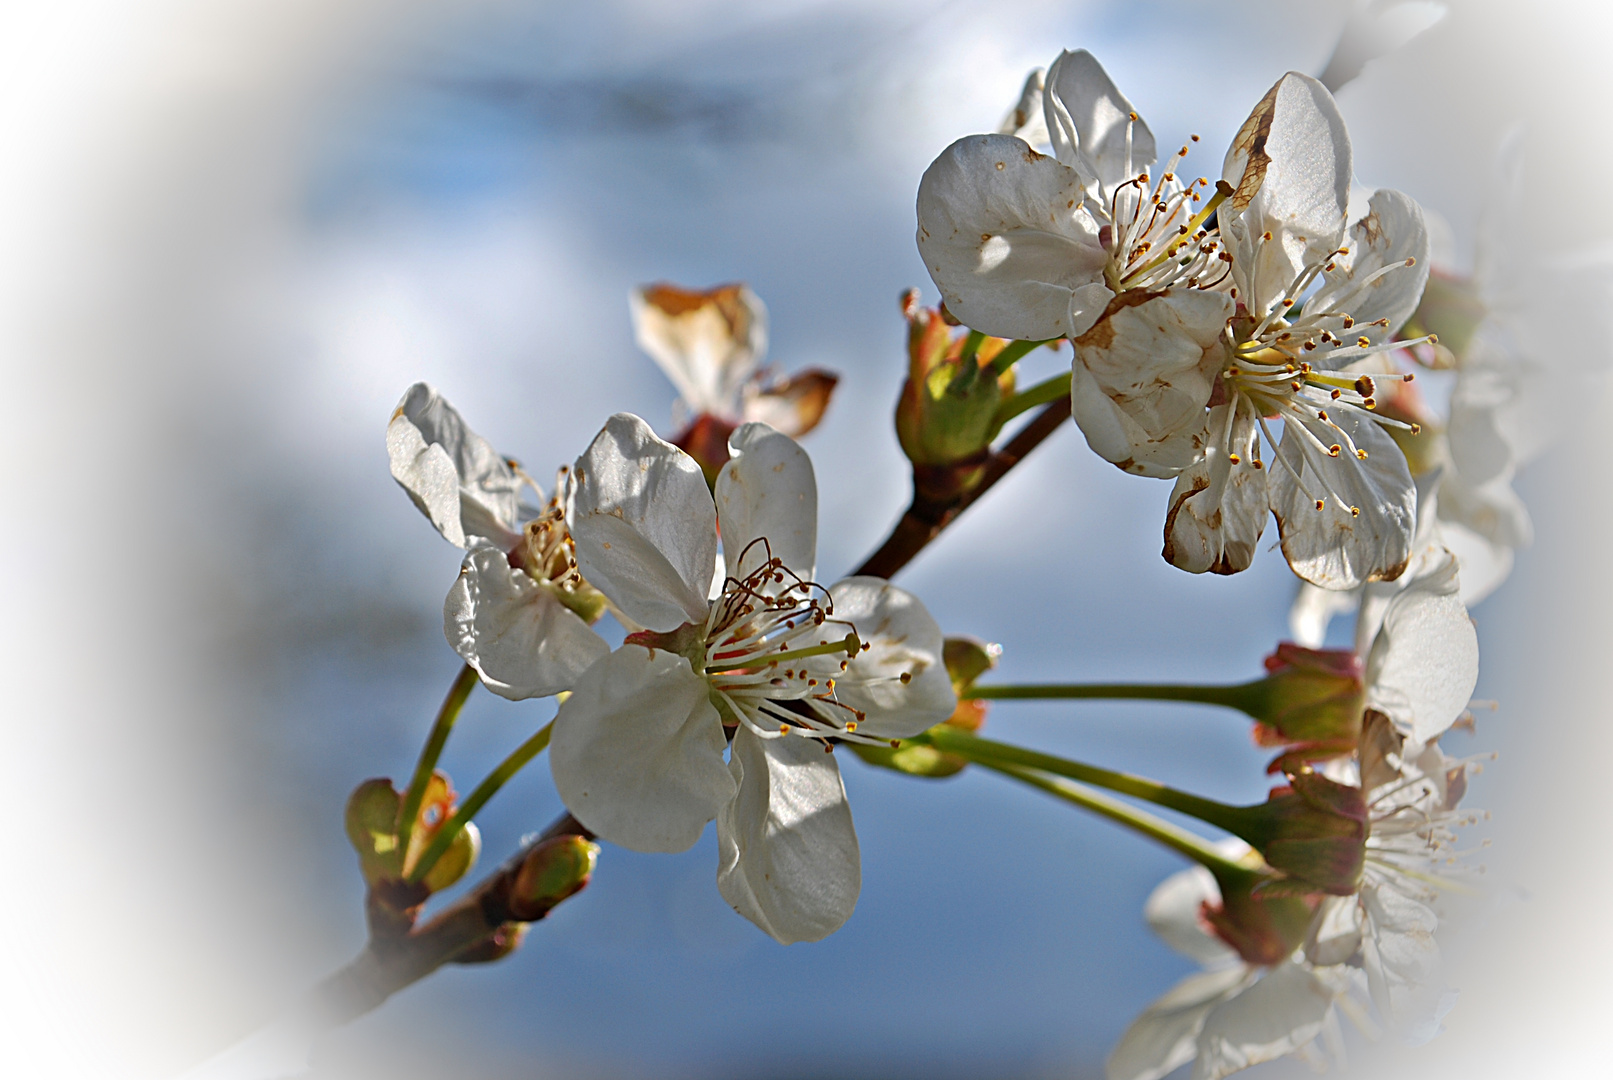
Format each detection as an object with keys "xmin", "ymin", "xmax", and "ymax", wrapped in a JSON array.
[
  {"xmin": 981, "ymin": 760, "xmax": 1259, "ymax": 879},
  {"xmin": 993, "ymin": 372, "xmax": 1073, "ymax": 428},
  {"xmin": 987, "ymin": 337, "xmax": 1062, "ymax": 377},
  {"xmin": 407, "ymin": 720, "xmax": 555, "ymax": 885},
  {"xmin": 397, "ymin": 663, "xmax": 481, "ymax": 862}
]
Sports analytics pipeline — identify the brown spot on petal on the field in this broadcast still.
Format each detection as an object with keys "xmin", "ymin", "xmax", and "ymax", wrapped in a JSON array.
[
  {"xmin": 1226, "ymin": 81, "xmax": 1278, "ymax": 214},
  {"xmin": 1072, "ymin": 289, "xmax": 1166, "ymax": 352}
]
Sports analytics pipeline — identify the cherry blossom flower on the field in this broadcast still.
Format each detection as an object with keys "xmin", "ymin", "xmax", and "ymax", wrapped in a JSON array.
[
  {"xmin": 548, "ymin": 414, "xmax": 954, "ymax": 943},
  {"xmin": 1111, "ymin": 713, "xmax": 1476, "ymax": 1080},
  {"xmin": 632, "ymin": 282, "xmax": 838, "ymax": 480},
  {"xmin": 387, "ymin": 383, "xmax": 608, "ymax": 700}
]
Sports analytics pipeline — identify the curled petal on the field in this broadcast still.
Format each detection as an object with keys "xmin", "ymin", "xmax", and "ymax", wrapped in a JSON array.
[
  {"xmin": 632, "ymin": 282, "xmax": 766, "ymax": 418},
  {"xmin": 716, "ymin": 728, "xmax": 859, "ymax": 944},
  {"xmin": 571, "ymin": 413, "xmax": 717, "ymax": 631},
  {"xmin": 443, "ymin": 547, "xmax": 609, "ymax": 700},
  {"xmin": 741, "ymin": 369, "xmax": 838, "ymax": 438},
  {"xmin": 549, "ymin": 646, "xmax": 735, "ymax": 853},
  {"xmin": 716, "ymin": 423, "xmax": 818, "ymax": 580},
  {"xmin": 826, "ymin": 577, "xmax": 955, "ymax": 740},
  {"xmin": 916, "ymin": 133, "xmax": 1112, "ymax": 340},
  {"xmin": 1365, "ymin": 546, "xmax": 1478, "ymax": 742},
  {"xmin": 1072, "ymin": 289, "xmax": 1233, "ymax": 478},
  {"xmin": 997, "ymin": 66, "xmax": 1049, "ymax": 147},
  {"xmin": 1163, "ymin": 404, "xmax": 1268, "ymax": 575},
  {"xmin": 1272, "ymin": 408, "xmax": 1415, "ymax": 589},
  {"xmin": 1223, "ymin": 73, "xmax": 1351, "ymax": 314},
  {"xmin": 1042, "ymin": 48, "xmax": 1155, "ymax": 188},
  {"xmin": 387, "ymin": 383, "xmax": 525, "ymax": 549}
]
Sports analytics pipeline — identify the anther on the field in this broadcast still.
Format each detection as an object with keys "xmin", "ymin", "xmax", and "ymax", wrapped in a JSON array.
[
  {"xmin": 1410, "ymin": 423, "xmax": 1422, "ymax": 435},
  {"xmin": 1403, "ymin": 372, "xmax": 1415, "ymax": 382},
  {"xmin": 1356, "ymin": 449, "xmax": 1368, "ymax": 460},
  {"xmin": 899, "ymin": 672, "xmax": 912, "ymax": 684},
  {"xmin": 1363, "ymin": 398, "xmax": 1377, "ymax": 409},
  {"xmin": 1317, "ymin": 410, "xmax": 1329, "ymax": 420},
  {"xmin": 1315, "ymin": 499, "xmax": 1325, "ymax": 511},
  {"xmin": 1357, "ymin": 336, "xmax": 1371, "ymax": 348},
  {"xmin": 1228, "ymin": 453, "xmax": 1240, "ymax": 465},
  {"xmin": 1350, "ymin": 506, "xmax": 1360, "ymax": 517},
  {"xmin": 1329, "ymin": 444, "xmax": 1342, "ymax": 457},
  {"xmin": 1330, "ymin": 389, "xmax": 1341, "ymax": 399},
  {"xmin": 1355, "ymin": 375, "xmax": 1375, "ymax": 396}
]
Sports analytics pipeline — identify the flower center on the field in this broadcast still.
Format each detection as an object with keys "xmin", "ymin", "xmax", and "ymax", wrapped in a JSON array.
[
  {"xmin": 508, "ymin": 477, "xmax": 606, "ymax": 622},
  {"xmin": 699, "ymin": 540, "xmax": 879, "ymax": 746},
  {"xmin": 1099, "ymin": 126, "xmax": 1235, "ymax": 294},
  {"xmin": 1212, "ymin": 246, "xmax": 1433, "ymax": 515}
]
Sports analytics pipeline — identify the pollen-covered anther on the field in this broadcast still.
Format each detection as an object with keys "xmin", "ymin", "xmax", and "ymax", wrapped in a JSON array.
[
  {"xmin": 899, "ymin": 672, "xmax": 913, "ymax": 684},
  {"xmin": 1356, "ymin": 336, "xmax": 1371, "ymax": 348},
  {"xmin": 1403, "ymin": 372, "xmax": 1416, "ymax": 382},
  {"xmin": 1329, "ymin": 444, "xmax": 1342, "ymax": 457},
  {"xmin": 1410, "ymin": 423, "xmax": 1423, "ymax": 435},
  {"xmin": 1317, "ymin": 410, "xmax": 1329, "ymax": 421},
  {"xmin": 1229, "ymin": 453, "xmax": 1241, "ymax": 465},
  {"xmin": 1355, "ymin": 375, "xmax": 1376, "ymax": 396},
  {"xmin": 1314, "ymin": 499, "xmax": 1325, "ymax": 511},
  {"xmin": 1330, "ymin": 389, "xmax": 1341, "ymax": 399},
  {"xmin": 1355, "ymin": 449, "xmax": 1368, "ymax": 460},
  {"xmin": 1350, "ymin": 506, "xmax": 1360, "ymax": 517}
]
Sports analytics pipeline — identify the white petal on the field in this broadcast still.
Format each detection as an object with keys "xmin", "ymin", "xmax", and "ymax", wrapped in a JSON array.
[
  {"xmin": 715, "ymin": 423, "xmax": 818, "ymax": 580},
  {"xmin": 1163, "ymin": 404, "xmax": 1269, "ymax": 575},
  {"xmin": 631, "ymin": 283, "xmax": 766, "ymax": 418},
  {"xmin": 387, "ymin": 383, "xmax": 525, "ymax": 549},
  {"xmin": 1365, "ymin": 547, "xmax": 1478, "ymax": 742},
  {"xmin": 1042, "ymin": 49, "xmax": 1155, "ymax": 188},
  {"xmin": 570, "ymin": 414, "xmax": 717, "ymax": 631},
  {"xmin": 916, "ymin": 133, "xmax": 1112, "ymax": 340},
  {"xmin": 1360, "ymin": 881, "xmax": 1451, "ymax": 1040},
  {"xmin": 1071, "ymin": 290, "xmax": 1233, "ymax": 477},
  {"xmin": 1289, "ymin": 581, "xmax": 1361, "ymax": 648},
  {"xmin": 1144, "ymin": 863, "xmax": 1241, "ymax": 969},
  {"xmin": 716, "ymin": 728, "xmax": 860, "ymax": 944},
  {"xmin": 443, "ymin": 547, "xmax": 609, "ymax": 701},
  {"xmin": 1192, "ymin": 961, "xmax": 1338, "ymax": 1080},
  {"xmin": 1223, "ymin": 74, "xmax": 1351, "ymax": 314},
  {"xmin": 1317, "ymin": 1, "xmax": 1447, "ymax": 92},
  {"xmin": 1108, "ymin": 967, "xmax": 1252, "ymax": 1080},
  {"xmin": 997, "ymin": 67, "xmax": 1050, "ymax": 148},
  {"xmin": 1272, "ymin": 408, "xmax": 1416, "ymax": 589},
  {"xmin": 1310, "ymin": 189, "xmax": 1430, "ymax": 344},
  {"xmin": 1438, "ymin": 519, "xmax": 1515, "ymax": 606},
  {"xmin": 826, "ymin": 577, "xmax": 955, "ymax": 739},
  {"xmin": 548, "ymin": 646, "xmax": 735, "ymax": 853}
]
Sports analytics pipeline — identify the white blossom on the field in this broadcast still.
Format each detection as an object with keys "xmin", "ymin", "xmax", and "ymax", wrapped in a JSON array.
[
  {"xmin": 387, "ymin": 383, "xmax": 608, "ymax": 700},
  {"xmin": 549, "ymin": 414, "xmax": 954, "ymax": 943}
]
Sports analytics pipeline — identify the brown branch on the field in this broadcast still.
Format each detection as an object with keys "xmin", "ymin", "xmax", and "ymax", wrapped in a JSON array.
[
  {"xmin": 853, "ymin": 397, "xmax": 1071, "ymax": 579},
  {"xmin": 306, "ymin": 812, "xmax": 593, "ymax": 1031}
]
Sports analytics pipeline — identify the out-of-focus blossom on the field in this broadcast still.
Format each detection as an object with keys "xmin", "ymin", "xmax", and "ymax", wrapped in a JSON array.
[
  {"xmin": 387, "ymin": 383, "xmax": 609, "ymax": 699},
  {"xmin": 632, "ymin": 282, "xmax": 838, "ymax": 482},
  {"xmin": 548, "ymin": 415, "xmax": 953, "ymax": 943},
  {"xmin": 1110, "ymin": 710, "xmax": 1477, "ymax": 1080},
  {"xmin": 1316, "ymin": 1, "xmax": 1448, "ymax": 93}
]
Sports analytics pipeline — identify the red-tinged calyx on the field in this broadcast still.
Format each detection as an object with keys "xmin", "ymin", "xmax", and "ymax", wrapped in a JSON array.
[{"xmin": 1237, "ymin": 770, "xmax": 1368, "ymax": 896}]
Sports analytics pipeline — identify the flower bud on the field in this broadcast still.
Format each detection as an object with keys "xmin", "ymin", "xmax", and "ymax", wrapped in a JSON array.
[
  {"xmin": 508, "ymin": 835, "xmax": 600, "ymax": 921},
  {"xmin": 1238, "ymin": 771, "xmax": 1367, "ymax": 896},
  {"xmin": 852, "ymin": 635, "xmax": 1000, "ymax": 778},
  {"xmin": 342, "ymin": 770, "xmax": 480, "ymax": 893},
  {"xmin": 1241, "ymin": 644, "xmax": 1365, "ymax": 770},
  {"xmin": 1202, "ymin": 870, "xmax": 1320, "ymax": 967},
  {"xmin": 1404, "ymin": 271, "xmax": 1486, "ymax": 364},
  {"xmin": 895, "ymin": 293, "xmax": 1015, "ymax": 498}
]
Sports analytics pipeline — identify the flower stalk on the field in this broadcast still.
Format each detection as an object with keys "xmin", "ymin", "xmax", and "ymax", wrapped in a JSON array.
[
  {"xmin": 396, "ymin": 664, "xmax": 480, "ymax": 860},
  {"xmin": 407, "ymin": 720, "xmax": 555, "ymax": 885}
]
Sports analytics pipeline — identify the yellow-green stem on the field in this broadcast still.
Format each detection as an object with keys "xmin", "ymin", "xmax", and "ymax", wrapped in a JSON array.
[
  {"xmin": 992, "ymin": 372, "xmax": 1072, "ymax": 428},
  {"xmin": 408, "ymin": 720, "xmax": 554, "ymax": 884},
  {"xmin": 397, "ymin": 664, "xmax": 481, "ymax": 859}
]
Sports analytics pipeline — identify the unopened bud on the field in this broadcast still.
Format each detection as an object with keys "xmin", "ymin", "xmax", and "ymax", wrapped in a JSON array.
[
  {"xmin": 895, "ymin": 303, "xmax": 1014, "ymax": 496},
  {"xmin": 342, "ymin": 770, "xmax": 480, "ymax": 893},
  {"xmin": 508, "ymin": 835, "xmax": 599, "ymax": 921}
]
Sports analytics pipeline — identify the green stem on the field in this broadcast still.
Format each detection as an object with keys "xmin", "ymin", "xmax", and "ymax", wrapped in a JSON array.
[
  {"xmin": 408, "ymin": 720, "xmax": 555, "ymax": 885},
  {"xmin": 397, "ymin": 664, "xmax": 481, "ymax": 859},
  {"xmin": 962, "ymin": 679, "xmax": 1261, "ymax": 715},
  {"xmin": 919, "ymin": 725, "xmax": 1250, "ymax": 835},
  {"xmin": 981, "ymin": 761, "xmax": 1256, "ymax": 880},
  {"xmin": 992, "ymin": 372, "xmax": 1071, "ymax": 428},
  {"xmin": 987, "ymin": 337, "xmax": 1061, "ymax": 377},
  {"xmin": 957, "ymin": 329, "xmax": 986, "ymax": 366}
]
